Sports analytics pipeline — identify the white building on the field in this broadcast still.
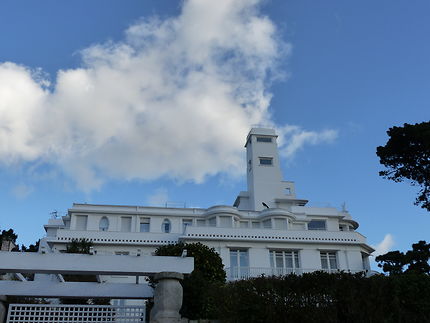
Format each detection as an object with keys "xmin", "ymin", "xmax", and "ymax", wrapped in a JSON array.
[{"xmin": 42, "ymin": 128, "xmax": 374, "ymax": 281}]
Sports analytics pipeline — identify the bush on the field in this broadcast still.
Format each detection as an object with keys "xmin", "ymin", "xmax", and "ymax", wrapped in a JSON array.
[{"xmin": 214, "ymin": 272, "xmax": 430, "ymax": 323}]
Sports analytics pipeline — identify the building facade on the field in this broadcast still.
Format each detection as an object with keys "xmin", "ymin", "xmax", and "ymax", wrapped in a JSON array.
[{"xmin": 42, "ymin": 128, "xmax": 374, "ymax": 281}]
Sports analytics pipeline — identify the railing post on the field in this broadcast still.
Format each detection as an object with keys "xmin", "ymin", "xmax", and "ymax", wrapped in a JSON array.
[
  {"xmin": 0, "ymin": 296, "xmax": 7, "ymax": 323},
  {"xmin": 150, "ymin": 272, "xmax": 184, "ymax": 323}
]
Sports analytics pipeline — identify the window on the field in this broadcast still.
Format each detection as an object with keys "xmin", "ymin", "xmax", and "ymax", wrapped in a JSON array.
[
  {"xmin": 208, "ymin": 217, "xmax": 217, "ymax": 227},
  {"xmin": 273, "ymin": 218, "xmax": 287, "ymax": 230},
  {"xmin": 219, "ymin": 216, "xmax": 232, "ymax": 227},
  {"xmin": 320, "ymin": 252, "xmax": 338, "ymax": 272},
  {"xmin": 121, "ymin": 217, "xmax": 132, "ymax": 232},
  {"xmin": 269, "ymin": 250, "xmax": 300, "ymax": 275},
  {"xmin": 162, "ymin": 219, "xmax": 171, "ymax": 233},
  {"xmin": 259, "ymin": 157, "xmax": 273, "ymax": 165},
  {"xmin": 362, "ymin": 253, "xmax": 370, "ymax": 271},
  {"xmin": 262, "ymin": 219, "xmax": 272, "ymax": 229},
  {"xmin": 308, "ymin": 220, "xmax": 326, "ymax": 231},
  {"xmin": 140, "ymin": 218, "xmax": 150, "ymax": 232},
  {"xmin": 99, "ymin": 217, "xmax": 109, "ymax": 231},
  {"xmin": 239, "ymin": 221, "xmax": 249, "ymax": 228},
  {"xmin": 256, "ymin": 137, "xmax": 272, "ymax": 143},
  {"xmin": 252, "ymin": 221, "xmax": 260, "ymax": 228},
  {"xmin": 229, "ymin": 249, "xmax": 249, "ymax": 279},
  {"xmin": 75, "ymin": 215, "xmax": 88, "ymax": 231},
  {"xmin": 196, "ymin": 219, "xmax": 206, "ymax": 227},
  {"xmin": 285, "ymin": 188, "xmax": 291, "ymax": 195},
  {"xmin": 182, "ymin": 219, "xmax": 193, "ymax": 232}
]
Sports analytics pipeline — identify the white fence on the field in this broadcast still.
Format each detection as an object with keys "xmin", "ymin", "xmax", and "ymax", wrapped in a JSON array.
[{"xmin": 6, "ymin": 304, "xmax": 145, "ymax": 323}]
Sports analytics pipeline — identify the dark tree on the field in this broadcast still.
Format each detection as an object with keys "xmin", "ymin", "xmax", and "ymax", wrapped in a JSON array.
[
  {"xmin": 405, "ymin": 240, "xmax": 430, "ymax": 274},
  {"xmin": 0, "ymin": 228, "xmax": 18, "ymax": 243},
  {"xmin": 66, "ymin": 238, "xmax": 92, "ymax": 254},
  {"xmin": 375, "ymin": 250, "xmax": 406, "ymax": 275},
  {"xmin": 22, "ymin": 240, "xmax": 40, "ymax": 252},
  {"xmin": 376, "ymin": 240, "xmax": 430, "ymax": 275},
  {"xmin": 376, "ymin": 121, "xmax": 430, "ymax": 211}
]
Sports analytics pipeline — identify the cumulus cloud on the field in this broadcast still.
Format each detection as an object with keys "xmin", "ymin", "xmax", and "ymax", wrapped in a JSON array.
[
  {"xmin": 372, "ymin": 234, "xmax": 395, "ymax": 257},
  {"xmin": 278, "ymin": 125, "xmax": 338, "ymax": 158},
  {"xmin": 0, "ymin": 0, "xmax": 336, "ymax": 191}
]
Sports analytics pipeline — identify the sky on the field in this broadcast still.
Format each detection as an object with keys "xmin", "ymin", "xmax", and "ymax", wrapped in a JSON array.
[{"xmin": 0, "ymin": 0, "xmax": 429, "ymax": 269}]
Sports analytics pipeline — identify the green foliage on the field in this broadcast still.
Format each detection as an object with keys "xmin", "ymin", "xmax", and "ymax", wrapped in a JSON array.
[
  {"xmin": 66, "ymin": 238, "xmax": 93, "ymax": 254},
  {"xmin": 376, "ymin": 121, "xmax": 430, "ymax": 211},
  {"xmin": 21, "ymin": 240, "xmax": 40, "ymax": 252},
  {"xmin": 214, "ymin": 272, "xmax": 430, "ymax": 323},
  {"xmin": 375, "ymin": 250, "xmax": 406, "ymax": 275},
  {"xmin": 154, "ymin": 242, "xmax": 226, "ymax": 319},
  {"xmin": 376, "ymin": 240, "xmax": 430, "ymax": 275},
  {"xmin": 0, "ymin": 228, "xmax": 18, "ymax": 244}
]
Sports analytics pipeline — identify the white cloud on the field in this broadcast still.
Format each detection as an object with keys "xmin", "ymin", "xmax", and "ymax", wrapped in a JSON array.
[
  {"xmin": 278, "ymin": 125, "xmax": 338, "ymax": 158},
  {"xmin": 0, "ymin": 0, "xmax": 336, "ymax": 191},
  {"xmin": 372, "ymin": 234, "xmax": 395, "ymax": 257},
  {"xmin": 11, "ymin": 184, "xmax": 34, "ymax": 199},
  {"xmin": 147, "ymin": 188, "xmax": 169, "ymax": 206}
]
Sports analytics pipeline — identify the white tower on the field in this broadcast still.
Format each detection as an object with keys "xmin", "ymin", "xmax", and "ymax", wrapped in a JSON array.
[{"xmin": 234, "ymin": 128, "xmax": 304, "ymax": 211}]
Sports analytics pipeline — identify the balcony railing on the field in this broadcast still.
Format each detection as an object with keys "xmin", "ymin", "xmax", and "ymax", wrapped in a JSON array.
[
  {"xmin": 183, "ymin": 226, "xmax": 368, "ymax": 245},
  {"xmin": 225, "ymin": 267, "xmax": 369, "ymax": 281}
]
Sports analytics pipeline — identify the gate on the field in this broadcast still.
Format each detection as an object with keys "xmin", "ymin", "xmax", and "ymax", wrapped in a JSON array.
[{"xmin": 6, "ymin": 304, "xmax": 145, "ymax": 323}]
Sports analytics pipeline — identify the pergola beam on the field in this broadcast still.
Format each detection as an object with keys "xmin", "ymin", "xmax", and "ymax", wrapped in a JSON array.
[
  {"xmin": 0, "ymin": 281, "xmax": 153, "ymax": 299},
  {"xmin": 0, "ymin": 252, "xmax": 193, "ymax": 275}
]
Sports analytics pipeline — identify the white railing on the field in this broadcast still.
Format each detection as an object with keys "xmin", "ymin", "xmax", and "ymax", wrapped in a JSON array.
[
  {"xmin": 184, "ymin": 226, "xmax": 367, "ymax": 244},
  {"xmin": 6, "ymin": 304, "xmax": 145, "ymax": 323},
  {"xmin": 225, "ymin": 267, "xmax": 368, "ymax": 280}
]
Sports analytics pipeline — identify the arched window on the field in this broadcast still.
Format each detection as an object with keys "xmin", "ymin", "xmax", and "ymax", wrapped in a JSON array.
[
  {"xmin": 99, "ymin": 217, "xmax": 109, "ymax": 231},
  {"xmin": 162, "ymin": 219, "xmax": 171, "ymax": 233}
]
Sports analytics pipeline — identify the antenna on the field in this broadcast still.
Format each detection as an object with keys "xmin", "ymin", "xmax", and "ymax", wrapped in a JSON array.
[
  {"xmin": 341, "ymin": 202, "xmax": 347, "ymax": 212},
  {"xmin": 50, "ymin": 210, "xmax": 58, "ymax": 218}
]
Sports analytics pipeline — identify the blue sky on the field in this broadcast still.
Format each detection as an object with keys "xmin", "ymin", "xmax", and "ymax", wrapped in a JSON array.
[{"xmin": 0, "ymin": 0, "xmax": 429, "ymax": 266}]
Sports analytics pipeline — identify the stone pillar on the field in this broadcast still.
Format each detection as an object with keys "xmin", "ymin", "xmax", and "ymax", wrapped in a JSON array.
[
  {"xmin": 0, "ymin": 296, "xmax": 7, "ymax": 323},
  {"xmin": 150, "ymin": 272, "xmax": 184, "ymax": 323}
]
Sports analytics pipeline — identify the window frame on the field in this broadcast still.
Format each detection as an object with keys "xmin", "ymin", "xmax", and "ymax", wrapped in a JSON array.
[
  {"xmin": 99, "ymin": 216, "xmax": 109, "ymax": 232},
  {"xmin": 256, "ymin": 136, "xmax": 272, "ymax": 143},
  {"xmin": 308, "ymin": 220, "xmax": 327, "ymax": 231},
  {"xmin": 140, "ymin": 217, "xmax": 150, "ymax": 232},
  {"xmin": 269, "ymin": 250, "xmax": 301, "ymax": 274},
  {"xmin": 162, "ymin": 219, "xmax": 171, "ymax": 233},
  {"xmin": 320, "ymin": 251, "xmax": 338, "ymax": 272},
  {"xmin": 259, "ymin": 157, "xmax": 273, "ymax": 166}
]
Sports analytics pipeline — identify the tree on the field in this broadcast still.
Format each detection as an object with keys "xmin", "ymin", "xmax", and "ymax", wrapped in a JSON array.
[
  {"xmin": 66, "ymin": 238, "xmax": 92, "ymax": 254},
  {"xmin": 375, "ymin": 250, "xmax": 406, "ymax": 275},
  {"xmin": 154, "ymin": 242, "xmax": 226, "ymax": 319},
  {"xmin": 375, "ymin": 240, "xmax": 430, "ymax": 275},
  {"xmin": 376, "ymin": 121, "xmax": 430, "ymax": 211}
]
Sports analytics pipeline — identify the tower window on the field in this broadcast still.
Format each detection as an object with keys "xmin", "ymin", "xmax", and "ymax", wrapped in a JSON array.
[
  {"xmin": 259, "ymin": 157, "xmax": 273, "ymax": 165},
  {"xmin": 256, "ymin": 137, "xmax": 272, "ymax": 143}
]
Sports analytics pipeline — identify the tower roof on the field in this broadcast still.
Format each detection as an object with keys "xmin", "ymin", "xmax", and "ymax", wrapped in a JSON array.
[{"xmin": 245, "ymin": 128, "xmax": 278, "ymax": 147}]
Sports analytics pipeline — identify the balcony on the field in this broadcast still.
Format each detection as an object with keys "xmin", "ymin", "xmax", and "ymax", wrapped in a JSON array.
[
  {"xmin": 224, "ymin": 267, "xmax": 370, "ymax": 281},
  {"xmin": 182, "ymin": 226, "xmax": 368, "ymax": 246},
  {"xmin": 46, "ymin": 230, "xmax": 182, "ymax": 246}
]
